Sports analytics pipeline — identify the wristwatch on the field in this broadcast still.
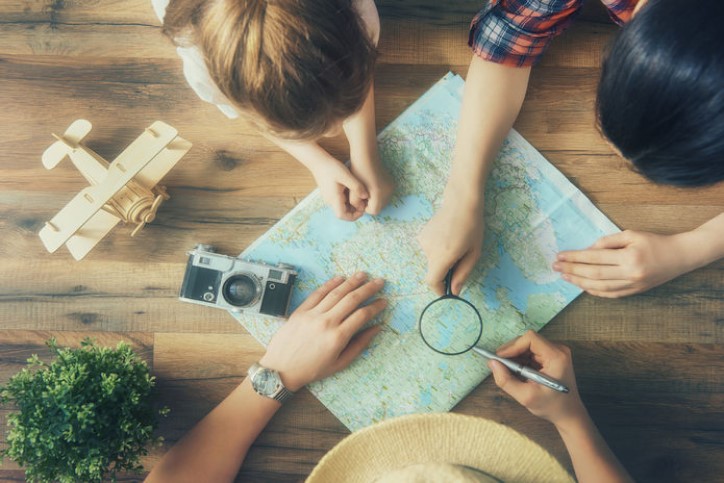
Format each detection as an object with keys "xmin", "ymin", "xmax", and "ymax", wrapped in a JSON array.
[{"xmin": 247, "ymin": 362, "xmax": 295, "ymax": 404}]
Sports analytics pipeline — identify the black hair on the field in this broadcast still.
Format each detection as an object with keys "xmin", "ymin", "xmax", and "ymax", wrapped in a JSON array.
[{"xmin": 596, "ymin": 0, "xmax": 724, "ymax": 187}]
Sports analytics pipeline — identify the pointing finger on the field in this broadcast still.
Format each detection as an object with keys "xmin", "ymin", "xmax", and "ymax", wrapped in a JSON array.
[
  {"xmin": 332, "ymin": 325, "xmax": 382, "ymax": 373},
  {"xmin": 328, "ymin": 278, "xmax": 386, "ymax": 323},
  {"xmin": 339, "ymin": 297, "xmax": 387, "ymax": 340},
  {"xmin": 556, "ymin": 248, "xmax": 622, "ymax": 266},
  {"xmin": 316, "ymin": 272, "xmax": 369, "ymax": 312},
  {"xmin": 561, "ymin": 273, "xmax": 633, "ymax": 292},
  {"xmin": 296, "ymin": 276, "xmax": 346, "ymax": 311},
  {"xmin": 552, "ymin": 261, "xmax": 626, "ymax": 280}
]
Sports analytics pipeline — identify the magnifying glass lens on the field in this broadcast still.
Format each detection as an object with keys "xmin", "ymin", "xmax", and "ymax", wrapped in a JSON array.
[{"xmin": 419, "ymin": 298, "xmax": 482, "ymax": 355}]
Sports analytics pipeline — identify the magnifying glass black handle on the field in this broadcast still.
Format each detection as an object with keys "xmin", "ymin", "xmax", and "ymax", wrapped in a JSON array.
[{"xmin": 444, "ymin": 269, "xmax": 453, "ymax": 296}]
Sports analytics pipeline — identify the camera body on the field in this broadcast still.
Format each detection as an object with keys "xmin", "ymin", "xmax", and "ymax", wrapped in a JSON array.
[{"xmin": 179, "ymin": 244, "xmax": 297, "ymax": 318}]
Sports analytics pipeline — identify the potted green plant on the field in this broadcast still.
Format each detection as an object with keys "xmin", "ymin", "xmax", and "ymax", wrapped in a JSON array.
[{"xmin": 1, "ymin": 338, "xmax": 168, "ymax": 482}]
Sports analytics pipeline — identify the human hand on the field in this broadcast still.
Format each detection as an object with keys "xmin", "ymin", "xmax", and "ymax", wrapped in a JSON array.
[
  {"xmin": 418, "ymin": 199, "xmax": 484, "ymax": 295},
  {"xmin": 311, "ymin": 159, "xmax": 370, "ymax": 221},
  {"xmin": 553, "ymin": 230, "xmax": 699, "ymax": 298},
  {"xmin": 489, "ymin": 330, "xmax": 586, "ymax": 428},
  {"xmin": 259, "ymin": 273, "xmax": 386, "ymax": 392},
  {"xmin": 350, "ymin": 149, "xmax": 395, "ymax": 215}
]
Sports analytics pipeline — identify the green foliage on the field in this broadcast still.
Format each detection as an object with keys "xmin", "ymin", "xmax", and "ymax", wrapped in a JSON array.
[{"xmin": 0, "ymin": 338, "xmax": 168, "ymax": 482}]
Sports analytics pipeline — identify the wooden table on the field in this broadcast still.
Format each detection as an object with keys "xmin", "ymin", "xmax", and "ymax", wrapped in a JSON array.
[{"xmin": 1, "ymin": 1, "xmax": 722, "ymax": 481}]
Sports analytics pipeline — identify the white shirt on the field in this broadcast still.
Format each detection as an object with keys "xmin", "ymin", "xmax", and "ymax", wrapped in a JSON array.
[{"xmin": 152, "ymin": 0, "xmax": 380, "ymax": 119}]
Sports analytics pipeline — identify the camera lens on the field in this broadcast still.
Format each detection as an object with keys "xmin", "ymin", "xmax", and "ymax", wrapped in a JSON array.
[{"xmin": 222, "ymin": 274, "xmax": 259, "ymax": 307}]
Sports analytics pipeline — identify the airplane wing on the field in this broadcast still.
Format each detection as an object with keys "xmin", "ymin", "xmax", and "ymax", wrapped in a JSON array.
[
  {"xmin": 40, "ymin": 121, "xmax": 180, "ymax": 253},
  {"xmin": 106, "ymin": 121, "xmax": 179, "ymax": 181},
  {"xmin": 39, "ymin": 184, "xmax": 120, "ymax": 253},
  {"xmin": 42, "ymin": 119, "xmax": 93, "ymax": 170},
  {"xmin": 64, "ymin": 210, "xmax": 120, "ymax": 260},
  {"xmin": 134, "ymin": 135, "xmax": 193, "ymax": 190}
]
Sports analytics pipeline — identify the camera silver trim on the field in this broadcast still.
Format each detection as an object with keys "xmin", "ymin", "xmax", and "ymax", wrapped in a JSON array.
[{"xmin": 178, "ymin": 245, "xmax": 298, "ymax": 318}]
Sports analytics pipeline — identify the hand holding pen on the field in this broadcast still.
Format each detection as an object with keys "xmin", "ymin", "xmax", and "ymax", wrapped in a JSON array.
[
  {"xmin": 487, "ymin": 330, "xmax": 587, "ymax": 426},
  {"xmin": 474, "ymin": 347, "xmax": 569, "ymax": 393}
]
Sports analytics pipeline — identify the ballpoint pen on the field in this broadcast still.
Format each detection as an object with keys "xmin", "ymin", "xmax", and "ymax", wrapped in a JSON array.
[{"xmin": 473, "ymin": 347, "xmax": 570, "ymax": 393}]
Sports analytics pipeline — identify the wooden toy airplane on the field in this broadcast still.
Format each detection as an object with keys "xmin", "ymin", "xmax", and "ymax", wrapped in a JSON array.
[{"xmin": 39, "ymin": 119, "xmax": 192, "ymax": 260}]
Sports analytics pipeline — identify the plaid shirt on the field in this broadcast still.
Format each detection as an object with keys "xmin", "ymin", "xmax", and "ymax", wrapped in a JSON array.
[{"xmin": 469, "ymin": 0, "xmax": 638, "ymax": 67}]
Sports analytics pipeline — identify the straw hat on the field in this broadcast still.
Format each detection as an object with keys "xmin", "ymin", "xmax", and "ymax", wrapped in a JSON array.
[{"xmin": 307, "ymin": 413, "xmax": 574, "ymax": 483}]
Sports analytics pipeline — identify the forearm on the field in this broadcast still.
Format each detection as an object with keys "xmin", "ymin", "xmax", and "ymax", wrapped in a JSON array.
[
  {"xmin": 555, "ymin": 410, "xmax": 633, "ymax": 483},
  {"xmin": 446, "ymin": 56, "xmax": 531, "ymax": 203},
  {"xmin": 681, "ymin": 212, "xmax": 724, "ymax": 269},
  {"xmin": 343, "ymin": 84, "xmax": 378, "ymax": 162},
  {"xmin": 265, "ymin": 134, "xmax": 339, "ymax": 174},
  {"xmin": 145, "ymin": 378, "xmax": 280, "ymax": 483}
]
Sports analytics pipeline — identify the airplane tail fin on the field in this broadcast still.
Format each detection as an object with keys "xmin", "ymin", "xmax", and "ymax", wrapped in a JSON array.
[{"xmin": 41, "ymin": 119, "xmax": 93, "ymax": 169}]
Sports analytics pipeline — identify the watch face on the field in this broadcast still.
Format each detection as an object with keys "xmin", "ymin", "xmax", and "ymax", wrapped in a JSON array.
[{"xmin": 253, "ymin": 368, "xmax": 280, "ymax": 395}]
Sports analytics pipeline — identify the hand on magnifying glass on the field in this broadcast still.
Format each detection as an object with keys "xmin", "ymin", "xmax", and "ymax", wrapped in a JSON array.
[{"xmin": 418, "ymin": 202, "xmax": 485, "ymax": 296}]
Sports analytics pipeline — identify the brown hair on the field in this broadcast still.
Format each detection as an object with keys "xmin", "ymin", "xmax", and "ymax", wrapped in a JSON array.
[{"xmin": 163, "ymin": 0, "xmax": 377, "ymax": 140}]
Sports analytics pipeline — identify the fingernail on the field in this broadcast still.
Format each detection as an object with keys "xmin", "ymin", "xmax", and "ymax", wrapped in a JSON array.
[
  {"xmin": 557, "ymin": 254, "xmax": 566, "ymax": 261},
  {"xmin": 332, "ymin": 276, "xmax": 345, "ymax": 282},
  {"xmin": 354, "ymin": 271, "xmax": 367, "ymax": 280},
  {"xmin": 373, "ymin": 278, "xmax": 385, "ymax": 286},
  {"xmin": 562, "ymin": 274, "xmax": 570, "ymax": 281},
  {"xmin": 552, "ymin": 262, "xmax": 561, "ymax": 271}
]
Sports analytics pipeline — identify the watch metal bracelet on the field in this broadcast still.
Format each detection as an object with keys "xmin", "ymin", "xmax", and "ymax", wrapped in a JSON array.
[
  {"xmin": 248, "ymin": 362, "xmax": 295, "ymax": 404},
  {"xmin": 272, "ymin": 385, "xmax": 295, "ymax": 404}
]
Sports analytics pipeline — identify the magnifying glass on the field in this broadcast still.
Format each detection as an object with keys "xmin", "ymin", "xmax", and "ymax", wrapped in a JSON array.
[
  {"xmin": 418, "ymin": 270, "xmax": 483, "ymax": 356},
  {"xmin": 418, "ymin": 270, "xmax": 570, "ymax": 393}
]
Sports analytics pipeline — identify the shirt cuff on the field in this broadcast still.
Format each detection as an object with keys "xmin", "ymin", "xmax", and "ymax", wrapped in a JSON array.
[{"xmin": 468, "ymin": 1, "xmax": 581, "ymax": 68}]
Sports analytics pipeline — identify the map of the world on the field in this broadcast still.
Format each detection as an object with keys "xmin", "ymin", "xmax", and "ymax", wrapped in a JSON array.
[{"xmin": 233, "ymin": 73, "xmax": 619, "ymax": 431}]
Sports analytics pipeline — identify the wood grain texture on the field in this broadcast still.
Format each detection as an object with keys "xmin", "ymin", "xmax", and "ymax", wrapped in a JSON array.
[{"xmin": 0, "ymin": 0, "xmax": 722, "ymax": 481}]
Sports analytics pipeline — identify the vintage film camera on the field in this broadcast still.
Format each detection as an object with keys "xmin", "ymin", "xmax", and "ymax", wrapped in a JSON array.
[{"xmin": 179, "ymin": 244, "xmax": 297, "ymax": 318}]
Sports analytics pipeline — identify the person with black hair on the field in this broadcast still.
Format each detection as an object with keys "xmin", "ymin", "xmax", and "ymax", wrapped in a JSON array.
[{"xmin": 419, "ymin": 0, "xmax": 724, "ymax": 298}]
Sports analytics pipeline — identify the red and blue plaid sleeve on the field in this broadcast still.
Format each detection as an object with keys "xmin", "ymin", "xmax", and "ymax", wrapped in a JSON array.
[
  {"xmin": 602, "ymin": 0, "xmax": 636, "ymax": 25},
  {"xmin": 469, "ymin": 0, "xmax": 583, "ymax": 67}
]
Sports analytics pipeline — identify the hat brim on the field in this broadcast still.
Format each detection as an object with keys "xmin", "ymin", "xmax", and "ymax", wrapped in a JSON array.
[{"xmin": 307, "ymin": 413, "xmax": 574, "ymax": 483}]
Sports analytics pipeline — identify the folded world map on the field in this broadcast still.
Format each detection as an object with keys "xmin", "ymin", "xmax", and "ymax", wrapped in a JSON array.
[{"xmin": 233, "ymin": 73, "xmax": 619, "ymax": 431}]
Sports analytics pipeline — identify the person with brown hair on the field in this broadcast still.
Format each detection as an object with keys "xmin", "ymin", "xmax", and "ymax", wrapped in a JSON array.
[{"xmin": 153, "ymin": 0, "xmax": 394, "ymax": 220}]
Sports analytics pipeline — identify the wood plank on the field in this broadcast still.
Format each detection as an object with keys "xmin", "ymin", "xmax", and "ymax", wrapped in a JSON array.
[
  {"xmin": 0, "ymin": 249, "xmax": 720, "ymax": 340},
  {"xmin": 0, "ymin": 330, "xmax": 153, "ymax": 376},
  {"xmin": 0, "ymin": 260, "xmax": 239, "ymax": 333},
  {"xmin": 2, "ymin": 0, "xmax": 157, "ymax": 23},
  {"xmin": 147, "ymin": 335, "xmax": 724, "ymax": 481},
  {"xmin": 1, "ymin": 1, "xmax": 620, "ymax": 68},
  {"xmin": 1, "ymin": 60, "xmax": 722, "ymax": 206},
  {"xmin": 3, "ymin": 186, "xmax": 721, "ymax": 263}
]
